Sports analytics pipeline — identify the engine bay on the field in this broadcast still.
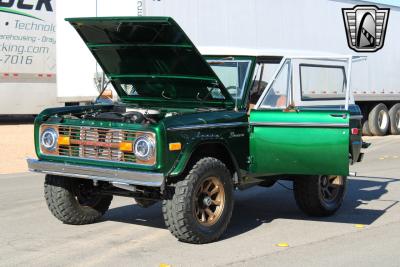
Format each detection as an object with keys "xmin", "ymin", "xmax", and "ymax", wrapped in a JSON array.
[
  {"xmin": 57, "ymin": 105, "xmax": 183, "ymax": 124},
  {"xmin": 43, "ymin": 103, "xmax": 224, "ymax": 125},
  {"xmin": 80, "ymin": 108, "xmax": 163, "ymax": 124}
]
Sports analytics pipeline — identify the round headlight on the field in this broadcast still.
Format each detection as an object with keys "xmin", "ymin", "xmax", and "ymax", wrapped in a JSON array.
[
  {"xmin": 40, "ymin": 128, "xmax": 58, "ymax": 151},
  {"xmin": 134, "ymin": 136, "xmax": 155, "ymax": 161}
]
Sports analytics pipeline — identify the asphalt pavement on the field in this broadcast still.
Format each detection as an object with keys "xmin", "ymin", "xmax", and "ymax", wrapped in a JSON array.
[{"xmin": 0, "ymin": 136, "xmax": 399, "ymax": 267}]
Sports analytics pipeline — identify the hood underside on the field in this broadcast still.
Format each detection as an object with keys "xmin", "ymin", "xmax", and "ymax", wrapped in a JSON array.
[{"xmin": 66, "ymin": 16, "xmax": 233, "ymax": 108}]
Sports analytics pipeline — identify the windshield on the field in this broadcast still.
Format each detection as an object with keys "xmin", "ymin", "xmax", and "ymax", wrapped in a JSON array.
[
  {"xmin": 207, "ymin": 60, "xmax": 252, "ymax": 99},
  {"xmin": 114, "ymin": 78, "xmax": 227, "ymax": 101}
]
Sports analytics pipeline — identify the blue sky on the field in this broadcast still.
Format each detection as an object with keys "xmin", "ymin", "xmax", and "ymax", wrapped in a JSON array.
[{"xmin": 360, "ymin": 0, "xmax": 400, "ymax": 7}]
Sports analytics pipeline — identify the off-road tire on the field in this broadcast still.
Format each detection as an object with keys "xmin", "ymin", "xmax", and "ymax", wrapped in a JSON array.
[
  {"xmin": 44, "ymin": 174, "xmax": 113, "ymax": 225},
  {"xmin": 389, "ymin": 103, "xmax": 400, "ymax": 135},
  {"xmin": 162, "ymin": 157, "xmax": 234, "ymax": 244},
  {"xmin": 294, "ymin": 175, "xmax": 347, "ymax": 217},
  {"xmin": 368, "ymin": 103, "xmax": 389, "ymax": 136},
  {"xmin": 362, "ymin": 120, "xmax": 372, "ymax": 136}
]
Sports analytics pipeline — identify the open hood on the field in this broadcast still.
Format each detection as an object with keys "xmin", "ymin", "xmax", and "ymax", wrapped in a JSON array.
[{"xmin": 66, "ymin": 17, "xmax": 233, "ymax": 107}]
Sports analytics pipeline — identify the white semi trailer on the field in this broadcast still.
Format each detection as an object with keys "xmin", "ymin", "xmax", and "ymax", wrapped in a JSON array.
[
  {"xmin": 0, "ymin": 0, "xmax": 140, "ymax": 115},
  {"xmin": 2, "ymin": 0, "xmax": 399, "ymax": 136},
  {"xmin": 140, "ymin": 0, "xmax": 400, "ymax": 136},
  {"xmin": 0, "ymin": 0, "xmax": 58, "ymax": 114}
]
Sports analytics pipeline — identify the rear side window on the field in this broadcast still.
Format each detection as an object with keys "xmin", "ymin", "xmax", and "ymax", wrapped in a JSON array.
[{"xmin": 300, "ymin": 64, "xmax": 346, "ymax": 101}]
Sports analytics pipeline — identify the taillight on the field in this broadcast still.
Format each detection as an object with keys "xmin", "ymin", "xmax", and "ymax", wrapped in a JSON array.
[{"xmin": 351, "ymin": 128, "xmax": 359, "ymax": 135}]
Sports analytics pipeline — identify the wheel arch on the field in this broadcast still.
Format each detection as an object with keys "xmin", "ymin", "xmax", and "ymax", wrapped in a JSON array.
[{"xmin": 166, "ymin": 140, "xmax": 241, "ymax": 183}]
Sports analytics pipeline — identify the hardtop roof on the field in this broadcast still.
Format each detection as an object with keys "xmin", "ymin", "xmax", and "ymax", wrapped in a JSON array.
[{"xmin": 199, "ymin": 46, "xmax": 351, "ymax": 58}]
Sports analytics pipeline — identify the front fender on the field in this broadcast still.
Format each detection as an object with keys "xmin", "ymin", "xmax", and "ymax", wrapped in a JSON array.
[{"xmin": 167, "ymin": 138, "xmax": 240, "ymax": 178}]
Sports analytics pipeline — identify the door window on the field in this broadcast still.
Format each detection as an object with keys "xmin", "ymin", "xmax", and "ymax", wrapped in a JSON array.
[
  {"xmin": 248, "ymin": 62, "xmax": 280, "ymax": 106},
  {"xmin": 291, "ymin": 59, "xmax": 350, "ymax": 107},
  {"xmin": 300, "ymin": 64, "xmax": 346, "ymax": 101},
  {"xmin": 259, "ymin": 61, "xmax": 290, "ymax": 109}
]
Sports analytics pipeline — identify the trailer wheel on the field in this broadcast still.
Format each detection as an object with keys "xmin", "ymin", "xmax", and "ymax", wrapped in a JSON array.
[
  {"xmin": 362, "ymin": 120, "xmax": 372, "ymax": 136},
  {"xmin": 389, "ymin": 103, "xmax": 400, "ymax": 135},
  {"xmin": 368, "ymin": 103, "xmax": 389, "ymax": 136}
]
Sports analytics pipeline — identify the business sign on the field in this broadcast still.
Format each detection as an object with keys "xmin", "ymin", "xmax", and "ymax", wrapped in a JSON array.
[{"xmin": 0, "ymin": 0, "xmax": 56, "ymax": 80}]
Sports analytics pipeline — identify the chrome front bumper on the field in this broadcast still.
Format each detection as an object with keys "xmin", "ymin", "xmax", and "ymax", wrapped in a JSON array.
[{"xmin": 27, "ymin": 158, "xmax": 164, "ymax": 187}]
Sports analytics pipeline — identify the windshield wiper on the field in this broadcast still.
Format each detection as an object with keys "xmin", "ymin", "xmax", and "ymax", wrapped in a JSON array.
[
  {"xmin": 197, "ymin": 84, "xmax": 225, "ymax": 104},
  {"xmin": 161, "ymin": 90, "xmax": 175, "ymax": 100}
]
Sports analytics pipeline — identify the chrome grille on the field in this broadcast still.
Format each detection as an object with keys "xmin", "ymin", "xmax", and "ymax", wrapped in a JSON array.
[{"xmin": 58, "ymin": 126, "xmax": 137, "ymax": 163}]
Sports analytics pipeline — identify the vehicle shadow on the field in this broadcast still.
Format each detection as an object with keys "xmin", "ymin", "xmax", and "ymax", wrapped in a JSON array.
[
  {"xmin": 103, "ymin": 176, "xmax": 399, "ymax": 239},
  {"xmin": 224, "ymin": 176, "xmax": 399, "ymax": 239},
  {"xmin": 0, "ymin": 115, "xmax": 35, "ymax": 125},
  {"xmin": 102, "ymin": 201, "xmax": 165, "ymax": 229}
]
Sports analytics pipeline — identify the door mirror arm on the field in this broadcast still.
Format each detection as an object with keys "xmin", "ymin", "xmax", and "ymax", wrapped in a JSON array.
[{"xmin": 283, "ymin": 104, "xmax": 299, "ymax": 113}]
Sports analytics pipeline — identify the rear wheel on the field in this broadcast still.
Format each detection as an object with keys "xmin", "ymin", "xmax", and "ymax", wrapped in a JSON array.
[
  {"xmin": 162, "ymin": 157, "xmax": 234, "ymax": 244},
  {"xmin": 389, "ymin": 103, "xmax": 400, "ymax": 135},
  {"xmin": 368, "ymin": 103, "xmax": 389, "ymax": 136},
  {"xmin": 44, "ymin": 175, "xmax": 112, "ymax": 225},
  {"xmin": 294, "ymin": 175, "xmax": 346, "ymax": 216}
]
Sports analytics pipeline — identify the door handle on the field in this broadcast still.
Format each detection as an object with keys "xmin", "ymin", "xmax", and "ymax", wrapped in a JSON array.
[{"xmin": 330, "ymin": 114, "xmax": 348, "ymax": 119}]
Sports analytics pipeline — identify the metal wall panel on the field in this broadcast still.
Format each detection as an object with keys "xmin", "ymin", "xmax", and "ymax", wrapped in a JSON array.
[{"xmin": 143, "ymin": 0, "xmax": 400, "ymax": 97}]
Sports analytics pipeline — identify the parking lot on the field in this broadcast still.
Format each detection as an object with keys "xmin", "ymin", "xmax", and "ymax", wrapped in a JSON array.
[{"xmin": 0, "ymin": 135, "xmax": 399, "ymax": 266}]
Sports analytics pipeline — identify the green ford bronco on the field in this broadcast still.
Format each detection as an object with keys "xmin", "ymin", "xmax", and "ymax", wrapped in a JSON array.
[{"xmin": 27, "ymin": 17, "xmax": 366, "ymax": 244}]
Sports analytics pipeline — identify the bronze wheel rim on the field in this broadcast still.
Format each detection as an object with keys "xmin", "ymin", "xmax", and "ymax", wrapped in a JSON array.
[
  {"xmin": 320, "ymin": 175, "xmax": 343, "ymax": 202},
  {"xmin": 194, "ymin": 176, "xmax": 225, "ymax": 226}
]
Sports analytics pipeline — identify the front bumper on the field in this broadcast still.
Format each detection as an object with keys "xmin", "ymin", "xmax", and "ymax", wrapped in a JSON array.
[{"xmin": 27, "ymin": 158, "xmax": 164, "ymax": 187}]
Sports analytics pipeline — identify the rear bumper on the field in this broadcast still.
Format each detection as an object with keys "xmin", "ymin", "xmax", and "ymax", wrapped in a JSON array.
[{"xmin": 27, "ymin": 158, "xmax": 164, "ymax": 187}]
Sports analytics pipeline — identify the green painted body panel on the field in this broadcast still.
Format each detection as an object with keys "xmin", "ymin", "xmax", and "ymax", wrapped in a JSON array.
[
  {"xmin": 35, "ymin": 104, "xmax": 354, "ymax": 182},
  {"xmin": 34, "ymin": 105, "xmax": 249, "ymax": 178},
  {"xmin": 162, "ymin": 110, "xmax": 249, "ymax": 177},
  {"xmin": 249, "ymin": 109, "xmax": 350, "ymax": 176},
  {"xmin": 66, "ymin": 16, "xmax": 233, "ymax": 108},
  {"xmin": 32, "ymin": 17, "xmax": 362, "ymax": 186},
  {"xmin": 34, "ymin": 105, "xmax": 165, "ymax": 172}
]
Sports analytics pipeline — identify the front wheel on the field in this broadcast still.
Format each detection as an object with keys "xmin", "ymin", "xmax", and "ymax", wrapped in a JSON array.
[
  {"xmin": 294, "ymin": 175, "xmax": 346, "ymax": 216},
  {"xmin": 162, "ymin": 157, "xmax": 234, "ymax": 244},
  {"xmin": 44, "ymin": 175, "xmax": 113, "ymax": 225}
]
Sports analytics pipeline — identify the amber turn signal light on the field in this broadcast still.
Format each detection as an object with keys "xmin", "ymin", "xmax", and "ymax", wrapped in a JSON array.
[
  {"xmin": 58, "ymin": 136, "xmax": 70, "ymax": 146},
  {"xmin": 119, "ymin": 142, "xmax": 133, "ymax": 152},
  {"xmin": 169, "ymin": 142, "xmax": 182, "ymax": 151}
]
